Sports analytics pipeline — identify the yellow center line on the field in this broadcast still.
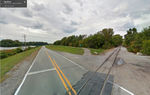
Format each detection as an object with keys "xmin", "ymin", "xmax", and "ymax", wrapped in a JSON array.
[
  {"xmin": 53, "ymin": 59, "xmax": 77, "ymax": 95},
  {"xmin": 45, "ymin": 51, "xmax": 71, "ymax": 95}
]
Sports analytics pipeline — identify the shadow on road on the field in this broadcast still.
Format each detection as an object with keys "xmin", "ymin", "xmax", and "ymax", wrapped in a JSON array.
[{"xmin": 66, "ymin": 71, "xmax": 114, "ymax": 95}]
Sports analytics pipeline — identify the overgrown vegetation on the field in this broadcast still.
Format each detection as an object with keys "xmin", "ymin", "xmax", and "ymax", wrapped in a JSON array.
[
  {"xmin": 124, "ymin": 26, "xmax": 150, "ymax": 55},
  {"xmin": 0, "ymin": 47, "xmax": 40, "ymax": 82},
  {"xmin": 54, "ymin": 28, "xmax": 123, "ymax": 49},
  {"xmin": 0, "ymin": 47, "xmax": 36, "ymax": 59},
  {"xmin": 0, "ymin": 39, "xmax": 48, "ymax": 47},
  {"xmin": 0, "ymin": 48, "xmax": 23, "ymax": 59},
  {"xmin": 46, "ymin": 45, "xmax": 84, "ymax": 55}
]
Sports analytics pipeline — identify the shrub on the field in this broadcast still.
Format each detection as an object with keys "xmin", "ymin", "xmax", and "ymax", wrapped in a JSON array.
[
  {"xmin": 102, "ymin": 42, "xmax": 113, "ymax": 49},
  {"xmin": 0, "ymin": 52, "xmax": 8, "ymax": 59},
  {"xmin": 141, "ymin": 40, "xmax": 150, "ymax": 55},
  {"xmin": 15, "ymin": 48, "xmax": 23, "ymax": 53},
  {"xmin": 112, "ymin": 34, "xmax": 122, "ymax": 46},
  {"xmin": 0, "ymin": 48, "xmax": 23, "ymax": 59},
  {"xmin": 127, "ymin": 41, "xmax": 142, "ymax": 53}
]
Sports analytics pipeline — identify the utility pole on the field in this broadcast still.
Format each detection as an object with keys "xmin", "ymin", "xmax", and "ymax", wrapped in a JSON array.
[{"xmin": 23, "ymin": 34, "xmax": 26, "ymax": 50}]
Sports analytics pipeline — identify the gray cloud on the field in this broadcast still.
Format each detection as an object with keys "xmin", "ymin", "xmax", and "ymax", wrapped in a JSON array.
[
  {"xmin": 0, "ymin": 21, "xmax": 7, "ymax": 24},
  {"xmin": 76, "ymin": 0, "xmax": 83, "ymax": 7},
  {"xmin": 71, "ymin": 21, "xmax": 78, "ymax": 25},
  {"xmin": 21, "ymin": 9, "xmax": 33, "ymax": 17},
  {"xmin": 0, "ymin": 0, "xmax": 150, "ymax": 43},
  {"xmin": 32, "ymin": 23, "xmax": 43, "ymax": 29},
  {"xmin": 63, "ymin": 26, "xmax": 77, "ymax": 33},
  {"xmin": 63, "ymin": 3, "xmax": 73, "ymax": 14}
]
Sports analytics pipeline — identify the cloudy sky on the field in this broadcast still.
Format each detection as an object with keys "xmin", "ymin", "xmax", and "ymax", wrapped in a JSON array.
[{"xmin": 0, "ymin": 0, "xmax": 150, "ymax": 43}]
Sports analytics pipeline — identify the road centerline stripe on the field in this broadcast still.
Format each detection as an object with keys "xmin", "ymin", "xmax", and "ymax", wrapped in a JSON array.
[
  {"xmin": 46, "ymin": 51, "xmax": 72, "ymax": 95},
  {"xmin": 53, "ymin": 59, "xmax": 77, "ymax": 95}
]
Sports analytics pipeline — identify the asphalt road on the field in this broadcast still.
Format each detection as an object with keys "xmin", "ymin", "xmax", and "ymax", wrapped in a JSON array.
[
  {"xmin": 14, "ymin": 47, "xmax": 87, "ymax": 95},
  {"xmin": 14, "ymin": 46, "xmax": 115, "ymax": 95}
]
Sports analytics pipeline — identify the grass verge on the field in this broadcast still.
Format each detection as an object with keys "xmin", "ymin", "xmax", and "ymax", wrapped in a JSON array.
[
  {"xmin": 90, "ymin": 48, "xmax": 104, "ymax": 55},
  {"xmin": 0, "ymin": 47, "xmax": 40, "ymax": 82},
  {"xmin": 46, "ymin": 45, "xmax": 84, "ymax": 55}
]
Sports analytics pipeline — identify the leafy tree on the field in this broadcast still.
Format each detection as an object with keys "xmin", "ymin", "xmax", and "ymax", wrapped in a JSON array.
[
  {"xmin": 141, "ymin": 40, "xmax": 150, "ymax": 55},
  {"xmin": 83, "ymin": 33, "xmax": 104, "ymax": 48},
  {"xmin": 0, "ymin": 39, "xmax": 48, "ymax": 47},
  {"xmin": 124, "ymin": 28, "xmax": 137, "ymax": 46},
  {"xmin": 0, "ymin": 39, "xmax": 14, "ymax": 47},
  {"xmin": 53, "ymin": 28, "xmax": 122, "ymax": 49},
  {"xmin": 112, "ymin": 34, "xmax": 123, "ymax": 46},
  {"xmin": 124, "ymin": 26, "xmax": 150, "ymax": 55},
  {"xmin": 54, "ymin": 40, "xmax": 61, "ymax": 45},
  {"xmin": 100, "ymin": 28, "xmax": 114, "ymax": 43},
  {"xmin": 102, "ymin": 42, "xmax": 113, "ymax": 49},
  {"xmin": 141, "ymin": 26, "xmax": 150, "ymax": 40},
  {"xmin": 60, "ymin": 37, "xmax": 67, "ymax": 45}
]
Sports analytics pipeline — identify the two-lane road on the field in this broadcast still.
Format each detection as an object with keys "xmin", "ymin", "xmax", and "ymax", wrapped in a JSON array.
[{"xmin": 15, "ymin": 46, "xmax": 87, "ymax": 95}]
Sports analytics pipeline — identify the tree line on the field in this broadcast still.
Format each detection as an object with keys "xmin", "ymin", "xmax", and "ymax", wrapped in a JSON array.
[
  {"xmin": 0, "ymin": 39, "xmax": 48, "ymax": 47},
  {"xmin": 54, "ymin": 27, "xmax": 150, "ymax": 55},
  {"xmin": 54, "ymin": 28, "xmax": 123, "ymax": 49},
  {"xmin": 123, "ymin": 26, "xmax": 150, "ymax": 55}
]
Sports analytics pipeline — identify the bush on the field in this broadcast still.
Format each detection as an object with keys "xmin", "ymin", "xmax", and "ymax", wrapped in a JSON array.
[
  {"xmin": 0, "ymin": 52, "xmax": 8, "ymax": 59},
  {"xmin": 0, "ymin": 48, "xmax": 23, "ymax": 59},
  {"xmin": 141, "ymin": 40, "xmax": 150, "ymax": 55},
  {"xmin": 102, "ymin": 42, "xmax": 113, "ymax": 49},
  {"xmin": 127, "ymin": 41, "xmax": 142, "ymax": 53},
  {"xmin": 112, "ymin": 34, "xmax": 122, "ymax": 46},
  {"xmin": 15, "ymin": 48, "xmax": 23, "ymax": 53},
  {"xmin": 127, "ymin": 47, "xmax": 132, "ymax": 52}
]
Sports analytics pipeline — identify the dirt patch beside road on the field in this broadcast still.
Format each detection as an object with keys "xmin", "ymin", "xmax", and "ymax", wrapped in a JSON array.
[
  {"xmin": 57, "ymin": 48, "xmax": 116, "ymax": 71},
  {"xmin": 0, "ymin": 49, "xmax": 40, "ymax": 95},
  {"xmin": 83, "ymin": 48, "xmax": 91, "ymax": 56},
  {"xmin": 111, "ymin": 47, "xmax": 150, "ymax": 95}
]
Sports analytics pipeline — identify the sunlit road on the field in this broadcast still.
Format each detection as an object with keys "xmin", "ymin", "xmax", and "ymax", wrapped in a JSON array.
[{"xmin": 14, "ymin": 46, "xmax": 87, "ymax": 95}]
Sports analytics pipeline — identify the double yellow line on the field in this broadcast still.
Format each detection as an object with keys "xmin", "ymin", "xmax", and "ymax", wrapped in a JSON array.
[{"xmin": 46, "ymin": 51, "xmax": 77, "ymax": 95}]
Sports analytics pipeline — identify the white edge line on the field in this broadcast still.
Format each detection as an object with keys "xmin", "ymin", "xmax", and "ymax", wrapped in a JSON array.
[
  {"xmin": 106, "ymin": 79, "xmax": 134, "ymax": 95},
  {"xmin": 14, "ymin": 48, "xmax": 41, "ymax": 95},
  {"xmin": 47, "ymin": 49, "xmax": 87, "ymax": 71},
  {"xmin": 55, "ymin": 50, "xmax": 134, "ymax": 95},
  {"xmin": 61, "ymin": 56, "xmax": 87, "ymax": 71},
  {"xmin": 119, "ymin": 86, "xmax": 134, "ymax": 95},
  {"xmin": 27, "ymin": 68, "xmax": 55, "ymax": 75}
]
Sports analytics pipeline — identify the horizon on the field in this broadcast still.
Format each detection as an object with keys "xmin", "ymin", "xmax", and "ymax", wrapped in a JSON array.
[
  {"xmin": 0, "ymin": 0, "xmax": 150, "ymax": 43},
  {"xmin": 0, "ymin": 27, "xmax": 147, "ymax": 43}
]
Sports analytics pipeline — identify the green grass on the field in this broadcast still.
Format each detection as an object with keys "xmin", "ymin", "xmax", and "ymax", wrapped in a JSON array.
[
  {"xmin": 0, "ymin": 47, "xmax": 40, "ymax": 82},
  {"xmin": 90, "ymin": 48, "xmax": 104, "ymax": 55},
  {"xmin": 46, "ymin": 45, "xmax": 84, "ymax": 55}
]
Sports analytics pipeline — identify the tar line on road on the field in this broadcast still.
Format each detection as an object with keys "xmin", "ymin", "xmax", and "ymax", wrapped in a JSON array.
[{"xmin": 45, "ymin": 51, "xmax": 77, "ymax": 95}]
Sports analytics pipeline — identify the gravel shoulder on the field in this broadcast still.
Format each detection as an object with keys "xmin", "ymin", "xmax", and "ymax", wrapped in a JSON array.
[
  {"xmin": 111, "ymin": 47, "xmax": 150, "ymax": 95},
  {"xmin": 56, "ymin": 47, "xmax": 150, "ymax": 95},
  {"xmin": 0, "ymin": 49, "xmax": 39, "ymax": 95}
]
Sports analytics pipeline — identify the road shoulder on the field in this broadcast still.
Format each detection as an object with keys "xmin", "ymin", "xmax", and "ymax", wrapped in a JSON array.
[{"xmin": 0, "ymin": 49, "xmax": 40, "ymax": 95}]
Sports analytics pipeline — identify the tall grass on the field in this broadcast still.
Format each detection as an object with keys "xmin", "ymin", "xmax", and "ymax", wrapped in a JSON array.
[{"xmin": 46, "ymin": 45, "xmax": 84, "ymax": 55}]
